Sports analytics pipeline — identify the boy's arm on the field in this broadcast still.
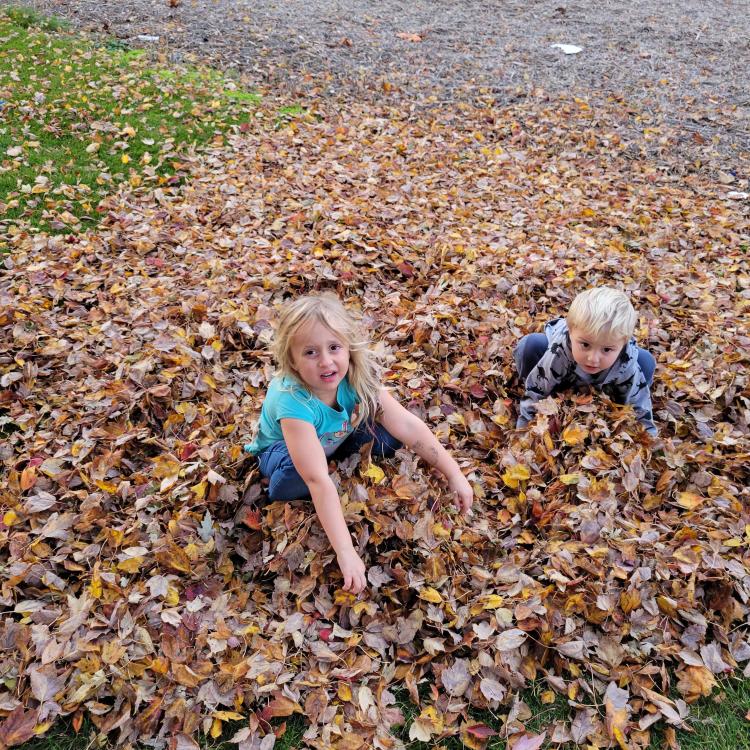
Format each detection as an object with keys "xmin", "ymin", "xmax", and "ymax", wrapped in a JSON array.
[
  {"xmin": 377, "ymin": 389, "xmax": 473, "ymax": 512},
  {"xmin": 517, "ymin": 351, "xmax": 559, "ymax": 427},
  {"xmin": 625, "ymin": 377, "xmax": 658, "ymax": 436},
  {"xmin": 280, "ymin": 419, "xmax": 367, "ymax": 593}
]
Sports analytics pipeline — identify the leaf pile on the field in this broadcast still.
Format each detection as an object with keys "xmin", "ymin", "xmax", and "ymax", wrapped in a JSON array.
[{"xmin": 2, "ymin": 94, "xmax": 750, "ymax": 749}]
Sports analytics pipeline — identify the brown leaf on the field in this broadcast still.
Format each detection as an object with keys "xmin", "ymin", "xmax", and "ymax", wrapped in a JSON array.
[{"xmin": 0, "ymin": 705, "xmax": 38, "ymax": 748}]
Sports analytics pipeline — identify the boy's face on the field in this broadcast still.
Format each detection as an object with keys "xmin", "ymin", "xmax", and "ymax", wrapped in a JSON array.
[{"xmin": 568, "ymin": 326, "xmax": 626, "ymax": 375}]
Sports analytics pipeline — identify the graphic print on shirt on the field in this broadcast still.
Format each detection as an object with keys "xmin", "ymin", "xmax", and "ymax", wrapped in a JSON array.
[{"xmin": 319, "ymin": 403, "xmax": 361, "ymax": 453}]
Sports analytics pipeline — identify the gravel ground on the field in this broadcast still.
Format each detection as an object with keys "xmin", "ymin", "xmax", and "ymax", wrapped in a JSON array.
[{"xmin": 10, "ymin": 0, "xmax": 750, "ymax": 165}]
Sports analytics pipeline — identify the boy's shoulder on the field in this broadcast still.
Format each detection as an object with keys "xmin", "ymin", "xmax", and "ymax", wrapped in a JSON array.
[{"xmin": 542, "ymin": 317, "xmax": 569, "ymax": 347}]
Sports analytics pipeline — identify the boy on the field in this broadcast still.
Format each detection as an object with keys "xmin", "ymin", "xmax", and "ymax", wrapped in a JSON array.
[{"xmin": 514, "ymin": 287, "xmax": 657, "ymax": 435}]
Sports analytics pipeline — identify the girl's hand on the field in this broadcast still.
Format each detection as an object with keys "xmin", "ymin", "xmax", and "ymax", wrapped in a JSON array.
[
  {"xmin": 337, "ymin": 547, "xmax": 367, "ymax": 594},
  {"xmin": 448, "ymin": 472, "xmax": 474, "ymax": 513}
]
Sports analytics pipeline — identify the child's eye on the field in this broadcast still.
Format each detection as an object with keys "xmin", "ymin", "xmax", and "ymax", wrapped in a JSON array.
[
  {"xmin": 304, "ymin": 349, "xmax": 316, "ymax": 356},
  {"xmin": 580, "ymin": 342, "xmax": 589, "ymax": 349},
  {"xmin": 603, "ymin": 348, "xmax": 613, "ymax": 353},
  {"xmin": 330, "ymin": 344, "xmax": 341, "ymax": 351}
]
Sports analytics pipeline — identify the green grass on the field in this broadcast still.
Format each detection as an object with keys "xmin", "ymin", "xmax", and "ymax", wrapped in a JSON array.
[
  {"xmin": 2, "ymin": 5, "xmax": 69, "ymax": 31},
  {"xmin": 666, "ymin": 678, "xmax": 750, "ymax": 750},
  {"xmin": 14, "ymin": 678, "xmax": 750, "ymax": 750},
  {"xmin": 275, "ymin": 104, "xmax": 308, "ymax": 128},
  {"xmin": 0, "ymin": 6, "xmax": 261, "ymax": 235}
]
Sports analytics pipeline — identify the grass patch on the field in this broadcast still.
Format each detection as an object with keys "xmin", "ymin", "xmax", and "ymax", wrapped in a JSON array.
[
  {"xmin": 662, "ymin": 678, "xmax": 750, "ymax": 750},
  {"xmin": 2, "ymin": 4, "xmax": 69, "ymax": 31},
  {"xmin": 0, "ymin": 9, "xmax": 261, "ymax": 235},
  {"xmin": 275, "ymin": 104, "xmax": 308, "ymax": 128},
  {"xmin": 14, "ymin": 678, "xmax": 750, "ymax": 750}
]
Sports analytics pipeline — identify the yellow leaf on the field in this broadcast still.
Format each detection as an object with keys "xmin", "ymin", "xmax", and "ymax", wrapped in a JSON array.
[
  {"xmin": 3, "ymin": 510, "xmax": 19, "ymax": 526},
  {"xmin": 676, "ymin": 491, "xmax": 704, "ymax": 510},
  {"xmin": 419, "ymin": 587, "xmax": 443, "ymax": 604},
  {"xmin": 90, "ymin": 566, "xmax": 102, "ymax": 599},
  {"xmin": 656, "ymin": 595, "xmax": 679, "ymax": 618},
  {"xmin": 361, "ymin": 463, "xmax": 385, "ymax": 483},
  {"xmin": 334, "ymin": 589, "xmax": 356, "ymax": 606},
  {"xmin": 165, "ymin": 585, "xmax": 179, "ymax": 606},
  {"xmin": 338, "ymin": 683, "xmax": 353, "ymax": 701},
  {"xmin": 559, "ymin": 473, "xmax": 581, "ymax": 485},
  {"xmin": 562, "ymin": 424, "xmax": 589, "ymax": 446},
  {"xmin": 620, "ymin": 589, "xmax": 641, "ymax": 614},
  {"xmin": 95, "ymin": 479, "xmax": 118, "ymax": 494},
  {"xmin": 212, "ymin": 711, "xmax": 244, "ymax": 721},
  {"xmin": 108, "ymin": 528, "xmax": 124, "ymax": 547},
  {"xmin": 540, "ymin": 690, "xmax": 557, "ymax": 704},
  {"xmin": 501, "ymin": 464, "xmax": 530, "ymax": 488},
  {"xmin": 33, "ymin": 722, "xmax": 53, "ymax": 736},
  {"xmin": 150, "ymin": 657, "xmax": 169, "ymax": 675},
  {"xmin": 481, "ymin": 594, "xmax": 504, "ymax": 609},
  {"xmin": 117, "ymin": 556, "xmax": 144, "ymax": 574},
  {"xmin": 121, "ymin": 154, "xmax": 130, "ymax": 164},
  {"xmin": 613, "ymin": 726, "xmax": 628, "ymax": 750},
  {"xmin": 210, "ymin": 719, "xmax": 222, "ymax": 739}
]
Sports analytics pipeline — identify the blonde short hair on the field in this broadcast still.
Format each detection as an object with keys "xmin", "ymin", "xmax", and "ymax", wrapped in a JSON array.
[
  {"xmin": 567, "ymin": 287, "xmax": 637, "ymax": 342},
  {"xmin": 272, "ymin": 293, "xmax": 382, "ymax": 426}
]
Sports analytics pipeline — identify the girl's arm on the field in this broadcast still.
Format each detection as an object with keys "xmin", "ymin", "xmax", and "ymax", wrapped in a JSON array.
[
  {"xmin": 377, "ymin": 389, "xmax": 473, "ymax": 512},
  {"xmin": 280, "ymin": 419, "xmax": 367, "ymax": 594}
]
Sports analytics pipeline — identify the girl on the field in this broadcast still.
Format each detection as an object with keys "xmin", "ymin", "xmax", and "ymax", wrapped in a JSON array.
[{"xmin": 245, "ymin": 293, "xmax": 473, "ymax": 595}]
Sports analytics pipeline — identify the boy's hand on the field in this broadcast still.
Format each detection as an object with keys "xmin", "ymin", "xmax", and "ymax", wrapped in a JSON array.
[
  {"xmin": 337, "ymin": 547, "xmax": 367, "ymax": 594},
  {"xmin": 448, "ymin": 472, "xmax": 474, "ymax": 513}
]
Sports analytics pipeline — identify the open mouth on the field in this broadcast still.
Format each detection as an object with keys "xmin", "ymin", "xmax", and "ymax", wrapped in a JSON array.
[{"xmin": 320, "ymin": 370, "xmax": 338, "ymax": 381}]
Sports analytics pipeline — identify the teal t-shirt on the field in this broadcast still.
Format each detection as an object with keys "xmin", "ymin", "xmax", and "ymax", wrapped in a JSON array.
[{"xmin": 245, "ymin": 375, "xmax": 361, "ymax": 457}]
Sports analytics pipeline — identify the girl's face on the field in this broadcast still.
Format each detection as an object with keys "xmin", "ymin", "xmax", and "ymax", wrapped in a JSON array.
[
  {"xmin": 289, "ymin": 319, "xmax": 350, "ymax": 406},
  {"xmin": 569, "ymin": 326, "xmax": 625, "ymax": 375}
]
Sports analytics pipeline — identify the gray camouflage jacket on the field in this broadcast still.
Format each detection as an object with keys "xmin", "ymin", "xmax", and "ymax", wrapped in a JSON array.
[{"xmin": 517, "ymin": 318, "xmax": 657, "ymax": 435}]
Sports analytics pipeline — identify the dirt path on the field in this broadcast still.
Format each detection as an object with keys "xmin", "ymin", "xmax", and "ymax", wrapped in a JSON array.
[{"xmin": 12, "ymin": 0, "xmax": 750, "ymax": 167}]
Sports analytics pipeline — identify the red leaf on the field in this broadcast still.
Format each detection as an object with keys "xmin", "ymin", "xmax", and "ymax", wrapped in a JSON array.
[
  {"xmin": 466, "ymin": 724, "xmax": 498, "ymax": 738},
  {"xmin": 469, "ymin": 383, "xmax": 487, "ymax": 399},
  {"xmin": 396, "ymin": 262, "xmax": 415, "ymax": 277},
  {"xmin": 239, "ymin": 507, "xmax": 262, "ymax": 530},
  {"xmin": 179, "ymin": 442, "xmax": 198, "ymax": 461}
]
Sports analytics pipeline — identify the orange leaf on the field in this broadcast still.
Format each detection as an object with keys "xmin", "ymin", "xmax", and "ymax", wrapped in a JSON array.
[
  {"xmin": 20, "ymin": 465, "xmax": 37, "ymax": 490},
  {"xmin": 562, "ymin": 424, "xmax": 589, "ymax": 446},
  {"xmin": 675, "ymin": 491, "xmax": 704, "ymax": 510},
  {"xmin": 263, "ymin": 694, "xmax": 302, "ymax": 719},
  {"xmin": 676, "ymin": 666, "xmax": 716, "ymax": 703}
]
